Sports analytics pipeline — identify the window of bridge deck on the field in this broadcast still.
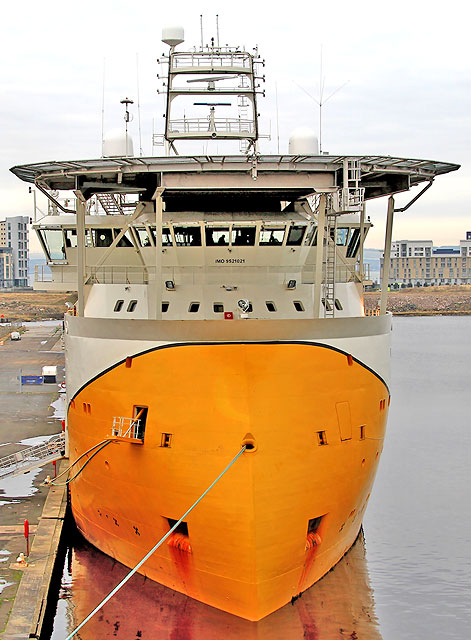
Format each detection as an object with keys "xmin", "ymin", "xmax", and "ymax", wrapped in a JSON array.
[
  {"xmin": 149, "ymin": 226, "xmax": 173, "ymax": 246},
  {"xmin": 231, "ymin": 226, "xmax": 256, "ymax": 246},
  {"xmin": 259, "ymin": 227, "xmax": 286, "ymax": 245},
  {"xmin": 205, "ymin": 227, "xmax": 230, "ymax": 246},
  {"xmin": 286, "ymin": 225, "xmax": 306, "ymax": 246},
  {"xmin": 173, "ymin": 226, "xmax": 202, "ymax": 246},
  {"xmin": 38, "ymin": 229, "xmax": 65, "ymax": 260}
]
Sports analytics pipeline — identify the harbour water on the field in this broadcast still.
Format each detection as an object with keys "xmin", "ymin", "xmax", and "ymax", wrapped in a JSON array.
[{"xmin": 47, "ymin": 316, "xmax": 471, "ymax": 639}]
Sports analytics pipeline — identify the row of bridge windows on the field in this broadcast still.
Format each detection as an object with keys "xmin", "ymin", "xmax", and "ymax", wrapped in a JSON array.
[{"xmin": 39, "ymin": 225, "xmax": 362, "ymax": 260}]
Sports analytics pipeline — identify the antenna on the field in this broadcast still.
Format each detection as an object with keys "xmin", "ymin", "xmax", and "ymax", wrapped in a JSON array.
[
  {"xmin": 293, "ymin": 45, "xmax": 348, "ymax": 153},
  {"xmin": 216, "ymin": 14, "xmax": 220, "ymax": 48},
  {"xmin": 275, "ymin": 81, "xmax": 280, "ymax": 154},
  {"xmin": 101, "ymin": 58, "xmax": 106, "ymax": 157},
  {"xmin": 200, "ymin": 15, "xmax": 204, "ymax": 50},
  {"xmin": 136, "ymin": 54, "xmax": 143, "ymax": 156},
  {"xmin": 120, "ymin": 97, "xmax": 134, "ymax": 157}
]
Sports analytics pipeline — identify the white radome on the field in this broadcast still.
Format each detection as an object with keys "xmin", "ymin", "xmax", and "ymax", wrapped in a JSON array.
[
  {"xmin": 288, "ymin": 127, "xmax": 319, "ymax": 155},
  {"xmin": 162, "ymin": 26, "xmax": 185, "ymax": 47},
  {"xmin": 102, "ymin": 129, "xmax": 134, "ymax": 158}
]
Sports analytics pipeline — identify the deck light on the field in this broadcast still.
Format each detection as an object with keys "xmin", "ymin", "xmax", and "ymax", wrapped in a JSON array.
[{"xmin": 165, "ymin": 280, "xmax": 175, "ymax": 290}]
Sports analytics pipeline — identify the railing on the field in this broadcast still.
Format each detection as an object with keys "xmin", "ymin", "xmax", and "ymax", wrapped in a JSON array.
[
  {"xmin": 168, "ymin": 118, "xmax": 254, "ymax": 136},
  {"xmin": 112, "ymin": 417, "xmax": 142, "ymax": 440},
  {"xmin": 0, "ymin": 433, "xmax": 65, "ymax": 479},
  {"xmin": 35, "ymin": 265, "xmax": 149, "ymax": 285},
  {"xmin": 171, "ymin": 51, "xmax": 251, "ymax": 70}
]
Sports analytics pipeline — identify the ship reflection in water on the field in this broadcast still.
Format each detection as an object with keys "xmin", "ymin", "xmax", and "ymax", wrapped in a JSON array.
[{"xmin": 50, "ymin": 528, "xmax": 382, "ymax": 640}]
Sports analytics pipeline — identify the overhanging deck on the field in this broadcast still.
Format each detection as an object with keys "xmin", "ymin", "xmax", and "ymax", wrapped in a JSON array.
[{"xmin": 10, "ymin": 154, "xmax": 460, "ymax": 201}]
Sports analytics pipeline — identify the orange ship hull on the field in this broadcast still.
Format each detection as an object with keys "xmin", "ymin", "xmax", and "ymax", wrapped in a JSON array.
[{"xmin": 67, "ymin": 341, "xmax": 389, "ymax": 621}]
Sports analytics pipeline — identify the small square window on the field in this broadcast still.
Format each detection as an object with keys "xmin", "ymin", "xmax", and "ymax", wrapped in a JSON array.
[
  {"xmin": 316, "ymin": 430, "xmax": 327, "ymax": 445},
  {"xmin": 127, "ymin": 300, "xmax": 138, "ymax": 312},
  {"xmin": 161, "ymin": 433, "xmax": 172, "ymax": 448},
  {"xmin": 213, "ymin": 303, "xmax": 224, "ymax": 313},
  {"xmin": 334, "ymin": 299, "xmax": 343, "ymax": 310},
  {"xmin": 266, "ymin": 301, "xmax": 276, "ymax": 312},
  {"xmin": 360, "ymin": 425, "xmax": 366, "ymax": 440},
  {"xmin": 293, "ymin": 301, "xmax": 305, "ymax": 312},
  {"xmin": 189, "ymin": 302, "xmax": 200, "ymax": 313},
  {"xmin": 162, "ymin": 301, "xmax": 169, "ymax": 312},
  {"xmin": 114, "ymin": 300, "xmax": 124, "ymax": 312}
]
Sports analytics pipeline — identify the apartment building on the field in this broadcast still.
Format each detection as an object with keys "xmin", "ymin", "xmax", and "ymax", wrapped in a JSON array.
[
  {"xmin": 0, "ymin": 247, "xmax": 14, "ymax": 289},
  {"xmin": 0, "ymin": 216, "xmax": 30, "ymax": 287},
  {"xmin": 381, "ymin": 232, "xmax": 471, "ymax": 286}
]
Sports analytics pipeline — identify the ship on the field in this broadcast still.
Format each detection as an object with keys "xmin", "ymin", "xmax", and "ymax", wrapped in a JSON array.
[{"xmin": 11, "ymin": 25, "xmax": 459, "ymax": 621}]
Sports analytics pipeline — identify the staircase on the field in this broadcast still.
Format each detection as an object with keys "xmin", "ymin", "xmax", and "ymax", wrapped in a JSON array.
[
  {"xmin": 0, "ymin": 434, "xmax": 65, "ymax": 479},
  {"xmin": 96, "ymin": 193, "xmax": 125, "ymax": 215}
]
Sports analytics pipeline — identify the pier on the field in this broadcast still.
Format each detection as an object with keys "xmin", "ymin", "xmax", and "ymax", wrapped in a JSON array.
[{"xmin": 0, "ymin": 322, "xmax": 66, "ymax": 639}]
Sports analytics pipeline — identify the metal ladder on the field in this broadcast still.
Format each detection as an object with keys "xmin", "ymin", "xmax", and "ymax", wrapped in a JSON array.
[
  {"xmin": 0, "ymin": 433, "xmax": 65, "ymax": 479},
  {"xmin": 323, "ymin": 212, "xmax": 337, "ymax": 317}
]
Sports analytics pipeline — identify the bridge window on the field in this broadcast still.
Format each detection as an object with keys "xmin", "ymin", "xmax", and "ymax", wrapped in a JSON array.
[
  {"xmin": 287, "ymin": 225, "xmax": 306, "ymax": 246},
  {"xmin": 304, "ymin": 225, "xmax": 317, "ymax": 246},
  {"xmin": 150, "ymin": 226, "xmax": 173, "ymax": 246},
  {"xmin": 206, "ymin": 227, "xmax": 230, "ymax": 246},
  {"xmin": 232, "ymin": 226, "xmax": 256, "ymax": 246},
  {"xmin": 38, "ymin": 229, "xmax": 65, "ymax": 260},
  {"xmin": 346, "ymin": 228, "xmax": 361, "ymax": 258},
  {"xmin": 92, "ymin": 229, "xmax": 114, "ymax": 247},
  {"xmin": 336, "ymin": 227, "xmax": 349, "ymax": 246},
  {"xmin": 174, "ymin": 226, "xmax": 202, "ymax": 247},
  {"xmin": 259, "ymin": 227, "xmax": 285, "ymax": 245},
  {"xmin": 114, "ymin": 229, "xmax": 134, "ymax": 247},
  {"xmin": 64, "ymin": 229, "xmax": 78, "ymax": 248},
  {"xmin": 135, "ymin": 227, "xmax": 152, "ymax": 247}
]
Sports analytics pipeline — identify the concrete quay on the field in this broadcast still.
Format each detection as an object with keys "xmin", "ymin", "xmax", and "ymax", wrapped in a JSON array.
[{"xmin": 0, "ymin": 322, "xmax": 67, "ymax": 639}]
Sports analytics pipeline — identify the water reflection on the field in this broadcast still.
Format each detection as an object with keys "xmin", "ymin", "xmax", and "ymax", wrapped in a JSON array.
[{"xmin": 50, "ymin": 529, "xmax": 382, "ymax": 640}]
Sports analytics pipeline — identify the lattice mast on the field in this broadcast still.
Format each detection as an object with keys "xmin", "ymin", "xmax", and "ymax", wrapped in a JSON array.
[{"xmin": 158, "ymin": 25, "xmax": 265, "ymax": 155}]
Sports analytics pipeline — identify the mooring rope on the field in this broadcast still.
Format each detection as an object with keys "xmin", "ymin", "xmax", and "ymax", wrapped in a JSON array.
[
  {"xmin": 50, "ymin": 440, "xmax": 113, "ymax": 486},
  {"xmin": 64, "ymin": 445, "xmax": 247, "ymax": 640}
]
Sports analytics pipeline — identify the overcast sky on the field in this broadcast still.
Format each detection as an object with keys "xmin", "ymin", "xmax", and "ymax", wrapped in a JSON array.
[{"xmin": 1, "ymin": 0, "xmax": 469, "ymax": 252}]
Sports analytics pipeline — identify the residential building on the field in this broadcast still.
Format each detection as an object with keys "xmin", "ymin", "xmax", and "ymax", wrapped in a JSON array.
[
  {"xmin": 0, "ymin": 216, "xmax": 30, "ymax": 287},
  {"xmin": 381, "ymin": 232, "xmax": 471, "ymax": 286},
  {"xmin": 0, "ymin": 247, "xmax": 14, "ymax": 288}
]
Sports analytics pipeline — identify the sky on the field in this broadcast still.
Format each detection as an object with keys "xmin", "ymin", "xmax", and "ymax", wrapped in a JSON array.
[{"xmin": 0, "ymin": 0, "xmax": 469, "ymax": 252}]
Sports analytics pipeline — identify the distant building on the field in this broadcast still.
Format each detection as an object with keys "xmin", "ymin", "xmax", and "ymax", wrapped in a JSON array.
[
  {"xmin": 381, "ymin": 233, "xmax": 471, "ymax": 286},
  {"xmin": 0, "ymin": 247, "xmax": 14, "ymax": 288},
  {"xmin": 0, "ymin": 216, "xmax": 30, "ymax": 287}
]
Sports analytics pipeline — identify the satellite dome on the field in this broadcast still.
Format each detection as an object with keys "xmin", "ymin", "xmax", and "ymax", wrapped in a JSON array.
[
  {"xmin": 102, "ymin": 129, "xmax": 134, "ymax": 158},
  {"xmin": 288, "ymin": 127, "xmax": 319, "ymax": 155},
  {"xmin": 162, "ymin": 26, "xmax": 185, "ymax": 47}
]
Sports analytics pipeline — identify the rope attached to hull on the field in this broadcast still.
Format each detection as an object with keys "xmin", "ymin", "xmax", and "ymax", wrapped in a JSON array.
[{"xmin": 64, "ymin": 445, "xmax": 247, "ymax": 640}]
